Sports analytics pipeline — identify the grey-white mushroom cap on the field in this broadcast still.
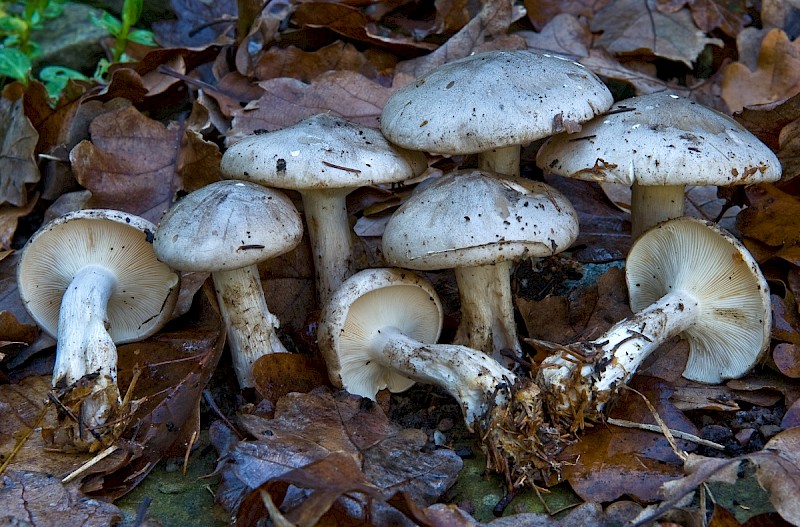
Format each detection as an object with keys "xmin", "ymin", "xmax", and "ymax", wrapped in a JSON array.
[
  {"xmin": 382, "ymin": 169, "xmax": 579, "ymax": 270},
  {"xmin": 536, "ymin": 92, "xmax": 782, "ymax": 187},
  {"xmin": 318, "ymin": 268, "xmax": 443, "ymax": 398},
  {"xmin": 380, "ymin": 50, "xmax": 613, "ymax": 155},
  {"xmin": 626, "ymin": 217, "xmax": 771, "ymax": 383},
  {"xmin": 17, "ymin": 209, "xmax": 180, "ymax": 343},
  {"xmin": 153, "ymin": 180, "xmax": 303, "ymax": 272},
  {"xmin": 220, "ymin": 113, "xmax": 428, "ymax": 190}
]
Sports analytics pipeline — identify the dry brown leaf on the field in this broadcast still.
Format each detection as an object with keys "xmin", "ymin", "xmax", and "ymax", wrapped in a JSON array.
[
  {"xmin": 178, "ymin": 101, "xmax": 222, "ymax": 193},
  {"xmin": 591, "ymin": 0, "xmax": 723, "ymax": 66},
  {"xmin": 0, "ymin": 192, "xmax": 38, "ymax": 250},
  {"xmin": 151, "ymin": 0, "xmax": 237, "ymax": 49},
  {"xmin": 0, "ymin": 96, "xmax": 40, "ymax": 207},
  {"xmin": 229, "ymin": 70, "xmax": 391, "ymax": 141},
  {"xmin": 737, "ymin": 184, "xmax": 800, "ymax": 265},
  {"xmin": 213, "ymin": 388, "xmax": 462, "ymax": 521},
  {"xmin": 773, "ymin": 343, "xmax": 800, "ymax": 378},
  {"xmin": 291, "ymin": 2, "xmax": 437, "ymax": 54},
  {"xmin": 751, "ymin": 428, "xmax": 800, "ymax": 525},
  {"xmin": 657, "ymin": 0, "xmax": 750, "ymax": 37},
  {"xmin": 70, "ymin": 105, "xmax": 182, "ymax": 223},
  {"xmin": 524, "ymin": 0, "xmax": 610, "ymax": 30},
  {"xmin": 0, "ymin": 468, "xmax": 122, "ymax": 526},
  {"xmin": 253, "ymin": 41, "xmax": 396, "ymax": 84},
  {"xmin": 778, "ymin": 117, "xmax": 800, "ymax": 183},
  {"xmin": 517, "ymin": 13, "xmax": 590, "ymax": 56},
  {"xmin": 252, "ymin": 353, "xmax": 331, "ymax": 403},
  {"xmin": 722, "ymin": 29, "xmax": 800, "ymax": 113},
  {"xmin": 392, "ymin": 0, "xmax": 524, "ymax": 87}
]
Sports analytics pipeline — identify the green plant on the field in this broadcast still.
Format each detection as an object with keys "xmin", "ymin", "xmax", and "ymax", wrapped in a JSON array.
[{"xmin": 90, "ymin": 0, "xmax": 155, "ymax": 77}]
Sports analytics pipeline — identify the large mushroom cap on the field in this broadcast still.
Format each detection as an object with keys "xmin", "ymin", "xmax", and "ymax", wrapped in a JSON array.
[
  {"xmin": 626, "ymin": 217, "xmax": 771, "ymax": 383},
  {"xmin": 17, "ymin": 209, "xmax": 180, "ymax": 344},
  {"xmin": 536, "ymin": 92, "xmax": 782, "ymax": 187},
  {"xmin": 380, "ymin": 50, "xmax": 613, "ymax": 155},
  {"xmin": 382, "ymin": 169, "xmax": 579, "ymax": 270},
  {"xmin": 153, "ymin": 180, "xmax": 303, "ymax": 272},
  {"xmin": 318, "ymin": 268, "xmax": 443, "ymax": 398},
  {"xmin": 220, "ymin": 113, "xmax": 428, "ymax": 190}
]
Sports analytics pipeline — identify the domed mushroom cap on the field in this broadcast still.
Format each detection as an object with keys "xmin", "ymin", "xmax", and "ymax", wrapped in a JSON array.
[
  {"xmin": 17, "ymin": 209, "xmax": 180, "ymax": 343},
  {"xmin": 380, "ymin": 50, "xmax": 613, "ymax": 155},
  {"xmin": 220, "ymin": 113, "xmax": 428, "ymax": 190},
  {"xmin": 318, "ymin": 268, "xmax": 442, "ymax": 398},
  {"xmin": 382, "ymin": 169, "xmax": 579, "ymax": 270},
  {"xmin": 537, "ymin": 92, "xmax": 782, "ymax": 187},
  {"xmin": 626, "ymin": 217, "xmax": 771, "ymax": 383},
  {"xmin": 153, "ymin": 180, "xmax": 302, "ymax": 272}
]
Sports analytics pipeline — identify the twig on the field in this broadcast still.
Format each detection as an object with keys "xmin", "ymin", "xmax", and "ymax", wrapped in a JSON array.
[
  {"xmin": 606, "ymin": 417, "xmax": 724, "ymax": 450},
  {"xmin": 62, "ymin": 445, "xmax": 119, "ymax": 483}
]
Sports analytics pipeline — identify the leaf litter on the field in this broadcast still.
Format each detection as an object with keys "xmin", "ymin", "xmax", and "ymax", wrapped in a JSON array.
[{"xmin": 0, "ymin": 0, "xmax": 799, "ymax": 525}]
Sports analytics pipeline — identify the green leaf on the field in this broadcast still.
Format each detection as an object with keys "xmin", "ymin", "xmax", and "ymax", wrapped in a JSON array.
[
  {"xmin": 122, "ymin": 0, "xmax": 143, "ymax": 26},
  {"xmin": 0, "ymin": 16, "xmax": 27, "ymax": 36},
  {"xmin": 38, "ymin": 65, "xmax": 89, "ymax": 98},
  {"xmin": 90, "ymin": 10, "xmax": 122, "ymax": 36},
  {"xmin": 0, "ymin": 47, "xmax": 31, "ymax": 82},
  {"xmin": 127, "ymin": 28, "xmax": 155, "ymax": 46}
]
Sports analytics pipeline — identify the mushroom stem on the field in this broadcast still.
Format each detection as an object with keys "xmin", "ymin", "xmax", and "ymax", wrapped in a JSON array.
[
  {"xmin": 54, "ymin": 264, "xmax": 121, "ymax": 428},
  {"xmin": 478, "ymin": 145, "xmax": 521, "ymax": 178},
  {"xmin": 212, "ymin": 265, "xmax": 288, "ymax": 388},
  {"xmin": 453, "ymin": 262, "xmax": 522, "ymax": 364},
  {"xmin": 371, "ymin": 327, "xmax": 517, "ymax": 427},
  {"xmin": 630, "ymin": 182, "xmax": 685, "ymax": 238},
  {"xmin": 300, "ymin": 188, "xmax": 354, "ymax": 305},
  {"xmin": 537, "ymin": 289, "xmax": 699, "ymax": 429}
]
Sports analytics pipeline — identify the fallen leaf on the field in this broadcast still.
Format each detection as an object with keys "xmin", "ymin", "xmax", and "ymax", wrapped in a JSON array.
[
  {"xmin": 658, "ymin": 0, "xmax": 750, "ymax": 37},
  {"xmin": 70, "ymin": 105, "xmax": 182, "ymax": 223},
  {"xmin": 773, "ymin": 343, "xmax": 800, "ymax": 378},
  {"xmin": 0, "ymin": 469, "xmax": 122, "ymax": 526},
  {"xmin": 212, "ymin": 387, "xmax": 462, "ymax": 519},
  {"xmin": 0, "ymin": 96, "xmax": 40, "ymax": 207},
  {"xmin": 751, "ymin": 428, "xmax": 800, "ymax": 525},
  {"xmin": 517, "ymin": 13, "xmax": 590, "ymax": 56},
  {"xmin": 151, "ymin": 0, "xmax": 237, "ymax": 49},
  {"xmin": 229, "ymin": 70, "xmax": 392, "ymax": 140},
  {"xmin": 722, "ymin": 29, "xmax": 800, "ymax": 113},
  {"xmin": 0, "ymin": 192, "xmax": 38, "ymax": 249},
  {"xmin": 523, "ymin": 0, "xmax": 610, "ymax": 31},
  {"xmin": 591, "ymin": 0, "xmax": 723, "ymax": 67},
  {"xmin": 252, "ymin": 353, "xmax": 331, "ymax": 403},
  {"xmin": 737, "ymin": 184, "xmax": 800, "ymax": 265},
  {"xmin": 253, "ymin": 41, "xmax": 396, "ymax": 85}
]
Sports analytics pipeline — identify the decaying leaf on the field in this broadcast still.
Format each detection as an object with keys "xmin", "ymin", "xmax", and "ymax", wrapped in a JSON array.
[
  {"xmin": 70, "ymin": 105, "xmax": 182, "ymax": 223},
  {"xmin": 591, "ymin": 0, "xmax": 723, "ymax": 66},
  {"xmin": 0, "ymin": 96, "xmax": 40, "ymax": 207},
  {"xmin": 722, "ymin": 29, "xmax": 800, "ymax": 113},
  {"xmin": 737, "ymin": 184, "xmax": 800, "ymax": 265},
  {"xmin": 212, "ymin": 387, "xmax": 462, "ymax": 522}
]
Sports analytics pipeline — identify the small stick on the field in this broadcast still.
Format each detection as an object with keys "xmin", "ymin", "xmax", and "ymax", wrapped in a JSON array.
[
  {"xmin": 606, "ymin": 417, "xmax": 724, "ymax": 450},
  {"xmin": 62, "ymin": 445, "xmax": 119, "ymax": 483},
  {"xmin": 183, "ymin": 429, "xmax": 199, "ymax": 477}
]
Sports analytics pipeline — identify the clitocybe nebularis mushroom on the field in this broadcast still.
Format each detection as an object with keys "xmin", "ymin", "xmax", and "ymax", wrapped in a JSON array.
[
  {"xmin": 382, "ymin": 169, "xmax": 578, "ymax": 364},
  {"xmin": 536, "ymin": 92, "xmax": 782, "ymax": 237},
  {"xmin": 17, "ymin": 209, "xmax": 180, "ymax": 450},
  {"xmin": 220, "ymin": 113, "xmax": 427, "ymax": 305},
  {"xmin": 381, "ymin": 49, "xmax": 612, "ymax": 177},
  {"xmin": 535, "ymin": 217, "xmax": 771, "ymax": 433},
  {"xmin": 153, "ymin": 180, "xmax": 303, "ymax": 389},
  {"xmin": 318, "ymin": 267, "xmax": 559, "ymax": 487}
]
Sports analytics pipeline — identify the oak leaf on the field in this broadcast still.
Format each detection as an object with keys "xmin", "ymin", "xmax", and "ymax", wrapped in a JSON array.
[
  {"xmin": 591, "ymin": 0, "xmax": 723, "ymax": 66},
  {"xmin": 0, "ymin": 97, "xmax": 39, "ymax": 207},
  {"xmin": 722, "ymin": 29, "xmax": 800, "ymax": 113},
  {"xmin": 70, "ymin": 105, "xmax": 182, "ymax": 223}
]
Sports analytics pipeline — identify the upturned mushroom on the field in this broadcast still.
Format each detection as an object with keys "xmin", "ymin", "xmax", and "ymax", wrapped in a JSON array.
[
  {"xmin": 17, "ymin": 209, "xmax": 180, "ymax": 449},
  {"xmin": 153, "ymin": 180, "xmax": 303, "ymax": 389},
  {"xmin": 220, "ymin": 113, "xmax": 427, "ymax": 305},
  {"xmin": 381, "ymin": 169, "xmax": 578, "ymax": 364},
  {"xmin": 536, "ymin": 92, "xmax": 782, "ymax": 237},
  {"xmin": 381, "ymin": 49, "xmax": 613, "ymax": 177},
  {"xmin": 535, "ymin": 217, "xmax": 771, "ymax": 432},
  {"xmin": 318, "ymin": 267, "xmax": 559, "ymax": 486}
]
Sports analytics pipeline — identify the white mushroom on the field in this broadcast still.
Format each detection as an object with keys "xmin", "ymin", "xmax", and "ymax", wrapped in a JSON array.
[
  {"xmin": 382, "ymin": 169, "xmax": 578, "ymax": 364},
  {"xmin": 17, "ymin": 209, "xmax": 180, "ymax": 447},
  {"xmin": 318, "ymin": 268, "xmax": 555, "ymax": 485},
  {"xmin": 153, "ymin": 180, "xmax": 303, "ymax": 389},
  {"xmin": 536, "ymin": 93, "xmax": 782, "ymax": 237},
  {"xmin": 381, "ymin": 50, "xmax": 612, "ymax": 177},
  {"xmin": 220, "ymin": 113, "xmax": 427, "ymax": 305},
  {"xmin": 535, "ymin": 217, "xmax": 771, "ymax": 431}
]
